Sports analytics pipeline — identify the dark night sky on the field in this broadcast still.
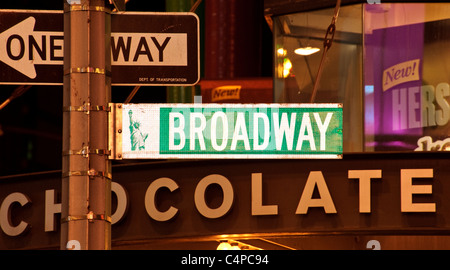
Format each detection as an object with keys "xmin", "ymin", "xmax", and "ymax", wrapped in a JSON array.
[{"xmin": 0, "ymin": 0, "xmax": 272, "ymax": 176}]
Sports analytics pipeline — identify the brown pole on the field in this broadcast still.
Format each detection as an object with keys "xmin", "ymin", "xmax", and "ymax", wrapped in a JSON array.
[{"xmin": 61, "ymin": 0, "xmax": 111, "ymax": 250}]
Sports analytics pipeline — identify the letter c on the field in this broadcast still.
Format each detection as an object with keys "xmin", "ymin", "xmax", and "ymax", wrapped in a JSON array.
[
  {"xmin": 145, "ymin": 178, "xmax": 179, "ymax": 221},
  {"xmin": 0, "ymin": 192, "xmax": 31, "ymax": 236}
]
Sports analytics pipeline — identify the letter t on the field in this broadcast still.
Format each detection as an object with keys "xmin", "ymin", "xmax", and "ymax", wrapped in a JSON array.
[{"xmin": 348, "ymin": 170, "xmax": 382, "ymax": 213}]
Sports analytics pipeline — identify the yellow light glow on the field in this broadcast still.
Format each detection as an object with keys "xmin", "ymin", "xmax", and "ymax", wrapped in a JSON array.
[
  {"xmin": 295, "ymin": 46, "xmax": 320, "ymax": 56},
  {"xmin": 277, "ymin": 48, "xmax": 287, "ymax": 57},
  {"xmin": 283, "ymin": 58, "xmax": 292, "ymax": 78},
  {"xmin": 230, "ymin": 243, "xmax": 241, "ymax": 250},
  {"xmin": 217, "ymin": 241, "xmax": 232, "ymax": 250}
]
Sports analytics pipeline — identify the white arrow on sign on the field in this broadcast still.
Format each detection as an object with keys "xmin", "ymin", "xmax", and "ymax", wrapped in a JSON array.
[
  {"xmin": 0, "ymin": 16, "xmax": 63, "ymax": 79},
  {"xmin": 0, "ymin": 16, "xmax": 189, "ymax": 79}
]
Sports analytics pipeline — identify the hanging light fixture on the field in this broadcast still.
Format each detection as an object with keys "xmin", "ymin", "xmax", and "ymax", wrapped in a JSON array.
[
  {"xmin": 294, "ymin": 47, "xmax": 320, "ymax": 56},
  {"xmin": 294, "ymin": 13, "xmax": 321, "ymax": 56}
]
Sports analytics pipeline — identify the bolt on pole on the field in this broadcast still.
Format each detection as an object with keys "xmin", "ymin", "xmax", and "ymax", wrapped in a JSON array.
[{"xmin": 61, "ymin": 0, "xmax": 112, "ymax": 250}]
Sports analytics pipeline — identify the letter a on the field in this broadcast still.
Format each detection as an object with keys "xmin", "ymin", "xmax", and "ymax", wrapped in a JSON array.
[{"xmin": 296, "ymin": 171, "xmax": 337, "ymax": 214}]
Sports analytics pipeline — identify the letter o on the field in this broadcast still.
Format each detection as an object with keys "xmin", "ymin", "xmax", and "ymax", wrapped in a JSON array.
[
  {"xmin": 194, "ymin": 174, "xmax": 234, "ymax": 219},
  {"xmin": 211, "ymin": 111, "xmax": 228, "ymax": 151},
  {"xmin": 7, "ymin": 35, "xmax": 25, "ymax": 60},
  {"xmin": 145, "ymin": 178, "xmax": 179, "ymax": 222}
]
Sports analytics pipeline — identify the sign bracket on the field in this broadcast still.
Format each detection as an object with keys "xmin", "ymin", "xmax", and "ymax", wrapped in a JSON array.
[
  {"xmin": 61, "ymin": 211, "xmax": 112, "ymax": 224},
  {"xmin": 108, "ymin": 103, "xmax": 123, "ymax": 160},
  {"xmin": 62, "ymin": 170, "xmax": 112, "ymax": 180},
  {"xmin": 62, "ymin": 147, "xmax": 111, "ymax": 158},
  {"xmin": 63, "ymin": 103, "xmax": 111, "ymax": 114}
]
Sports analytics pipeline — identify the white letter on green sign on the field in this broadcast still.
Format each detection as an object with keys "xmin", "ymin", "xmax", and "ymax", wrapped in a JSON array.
[{"xmin": 169, "ymin": 112, "xmax": 185, "ymax": 150}]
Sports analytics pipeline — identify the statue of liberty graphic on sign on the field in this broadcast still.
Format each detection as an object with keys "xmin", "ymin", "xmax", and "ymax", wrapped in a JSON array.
[{"xmin": 128, "ymin": 110, "xmax": 148, "ymax": 151}]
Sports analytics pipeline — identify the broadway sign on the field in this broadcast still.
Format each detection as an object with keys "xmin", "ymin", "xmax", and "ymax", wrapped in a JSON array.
[
  {"xmin": 112, "ymin": 103, "xmax": 343, "ymax": 159},
  {"xmin": 0, "ymin": 10, "xmax": 199, "ymax": 86}
]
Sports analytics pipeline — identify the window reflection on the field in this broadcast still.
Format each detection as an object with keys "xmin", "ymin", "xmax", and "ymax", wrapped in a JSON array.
[{"xmin": 273, "ymin": 3, "xmax": 450, "ymax": 153}]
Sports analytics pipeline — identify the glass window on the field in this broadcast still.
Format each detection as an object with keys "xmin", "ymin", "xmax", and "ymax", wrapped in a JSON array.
[
  {"xmin": 364, "ymin": 3, "xmax": 450, "ymax": 152},
  {"xmin": 273, "ymin": 3, "xmax": 450, "ymax": 153},
  {"xmin": 273, "ymin": 5, "xmax": 364, "ymax": 152}
]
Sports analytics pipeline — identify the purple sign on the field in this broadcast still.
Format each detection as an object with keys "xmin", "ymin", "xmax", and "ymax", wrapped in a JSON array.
[
  {"xmin": 364, "ymin": 10, "xmax": 450, "ymax": 152},
  {"xmin": 365, "ymin": 15, "xmax": 425, "ymax": 150}
]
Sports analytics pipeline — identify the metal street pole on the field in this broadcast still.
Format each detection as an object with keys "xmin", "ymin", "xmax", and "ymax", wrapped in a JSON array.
[{"xmin": 61, "ymin": 0, "xmax": 112, "ymax": 250}]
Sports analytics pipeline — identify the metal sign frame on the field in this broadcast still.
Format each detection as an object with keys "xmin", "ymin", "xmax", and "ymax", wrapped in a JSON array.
[{"xmin": 109, "ymin": 103, "xmax": 343, "ymax": 160}]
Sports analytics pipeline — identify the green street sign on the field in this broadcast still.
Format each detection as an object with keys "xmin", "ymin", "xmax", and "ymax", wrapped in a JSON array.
[{"xmin": 113, "ymin": 103, "xmax": 343, "ymax": 159}]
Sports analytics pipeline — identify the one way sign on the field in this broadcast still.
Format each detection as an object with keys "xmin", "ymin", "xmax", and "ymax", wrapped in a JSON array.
[{"xmin": 0, "ymin": 10, "xmax": 199, "ymax": 86}]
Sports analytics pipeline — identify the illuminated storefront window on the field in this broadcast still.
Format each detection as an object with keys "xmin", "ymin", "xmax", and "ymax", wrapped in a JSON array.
[
  {"xmin": 273, "ymin": 3, "xmax": 450, "ymax": 153},
  {"xmin": 364, "ymin": 3, "xmax": 450, "ymax": 152}
]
